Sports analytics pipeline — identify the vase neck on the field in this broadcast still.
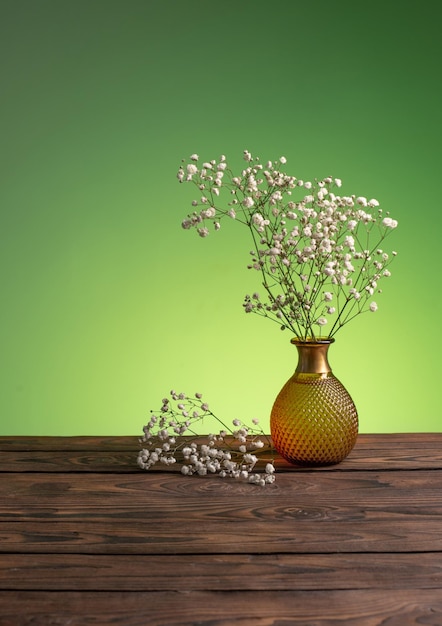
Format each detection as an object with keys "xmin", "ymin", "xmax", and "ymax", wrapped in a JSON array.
[{"xmin": 291, "ymin": 338, "xmax": 334, "ymax": 375}]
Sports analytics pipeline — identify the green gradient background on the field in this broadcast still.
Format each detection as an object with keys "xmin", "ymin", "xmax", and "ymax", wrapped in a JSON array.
[{"xmin": 1, "ymin": 0, "xmax": 441, "ymax": 435}]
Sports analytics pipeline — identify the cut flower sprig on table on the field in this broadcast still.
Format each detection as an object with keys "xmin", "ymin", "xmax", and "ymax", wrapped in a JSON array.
[
  {"xmin": 138, "ymin": 391, "xmax": 276, "ymax": 485},
  {"xmin": 178, "ymin": 150, "xmax": 398, "ymax": 339}
]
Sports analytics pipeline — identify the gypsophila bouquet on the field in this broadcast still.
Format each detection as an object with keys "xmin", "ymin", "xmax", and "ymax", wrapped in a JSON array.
[
  {"xmin": 138, "ymin": 391, "xmax": 276, "ymax": 485},
  {"xmin": 178, "ymin": 150, "xmax": 398, "ymax": 339}
]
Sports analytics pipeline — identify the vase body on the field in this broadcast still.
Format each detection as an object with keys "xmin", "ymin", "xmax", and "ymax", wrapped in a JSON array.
[{"xmin": 270, "ymin": 338, "xmax": 358, "ymax": 466}]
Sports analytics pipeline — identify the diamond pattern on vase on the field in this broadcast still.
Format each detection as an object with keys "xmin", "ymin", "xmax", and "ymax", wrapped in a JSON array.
[{"xmin": 270, "ymin": 373, "xmax": 358, "ymax": 466}]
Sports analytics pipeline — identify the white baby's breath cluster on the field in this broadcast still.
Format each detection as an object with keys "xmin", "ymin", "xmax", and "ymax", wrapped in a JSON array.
[
  {"xmin": 138, "ymin": 391, "xmax": 276, "ymax": 486},
  {"xmin": 178, "ymin": 151, "xmax": 398, "ymax": 339}
]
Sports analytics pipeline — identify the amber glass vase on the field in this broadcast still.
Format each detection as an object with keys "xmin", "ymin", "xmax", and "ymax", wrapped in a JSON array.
[{"xmin": 270, "ymin": 338, "xmax": 358, "ymax": 465}]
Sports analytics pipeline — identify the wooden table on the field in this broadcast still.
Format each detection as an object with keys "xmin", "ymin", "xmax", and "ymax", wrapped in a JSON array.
[{"xmin": 1, "ymin": 434, "xmax": 442, "ymax": 625}]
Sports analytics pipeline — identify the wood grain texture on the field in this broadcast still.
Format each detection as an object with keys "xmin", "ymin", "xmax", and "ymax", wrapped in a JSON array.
[
  {"xmin": 1, "ymin": 553, "xmax": 442, "ymax": 591},
  {"xmin": 1, "ymin": 434, "xmax": 441, "ymax": 625},
  {"xmin": 2, "ymin": 518, "xmax": 442, "ymax": 554},
  {"xmin": 0, "ymin": 590, "xmax": 441, "ymax": 626}
]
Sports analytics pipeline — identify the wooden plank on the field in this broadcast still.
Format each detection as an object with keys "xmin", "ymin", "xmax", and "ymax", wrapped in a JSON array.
[
  {"xmin": 0, "ymin": 589, "xmax": 441, "ymax": 625},
  {"xmin": 1, "ymin": 470, "xmax": 442, "ymax": 508},
  {"xmin": 0, "ymin": 451, "xmax": 139, "ymax": 473},
  {"xmin": 2, "ymin": 445, "xmax": 442, "ymax": 472},
  {"xmin": 0, "ymin": 436, "xmax": 141, "ymax": 451},
  {"xmin": 1, "ymin": 434, "xmax": 442, "ymax": 473},
  {"xmin": 354, "ymin": 433, "xmax": 442, "ymax": 447},
  {"xmin": 1, "ymin": 515, "xmax": 442, "ymax": 554},
  {"xmin": 1, "ymin": 433, "xmax": 441, "ymax": 452},
  {"xmin": 1, "ymin": 553, "xmax": 442, "ymax": 591}
]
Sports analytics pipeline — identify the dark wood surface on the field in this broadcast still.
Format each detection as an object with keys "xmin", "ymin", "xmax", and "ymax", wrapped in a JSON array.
[{"xmin": 1, "ymin": 434, "xmax": 442, "ymax": 625}]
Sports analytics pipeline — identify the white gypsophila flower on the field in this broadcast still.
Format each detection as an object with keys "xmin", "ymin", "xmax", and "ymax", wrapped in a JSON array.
[
  {"xmin": 190, "ymin": 154, "xmax": 199, "ymax": 161},
  {"xmin": 187, "ymin": 163, "xmax": 198, "ymax": 175},
  {"xmin": 317, "ymin": 317, "xmax": 328, "ymax": 326},
  {"xmin": 178, "ymin": 150, "xmax": 398, "ymax": 339},
  {"xmin": 382, "ymin": 217, "xmax": 398, "ymax": 228},
  {"xmin": 139, "ymin": 391, "xmax": 275, "ymax": 485},
  {"xmin": 324, "ymin": 292, "xmax": 333, "ymax": 302},
  {"xmin": 369, "ymin": 302, "xmax": 378, "ymax": 312},
  {"xmin": 201, "ymin": 207, "xmax": 216, "ymax": 219},
  {"xmin": 344, "ymin": 235, "xmax": 355, "ymax": 249}
]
